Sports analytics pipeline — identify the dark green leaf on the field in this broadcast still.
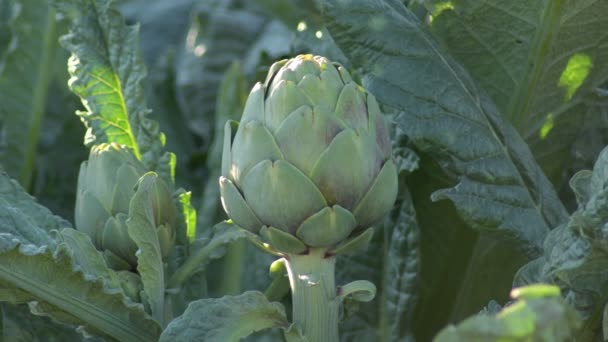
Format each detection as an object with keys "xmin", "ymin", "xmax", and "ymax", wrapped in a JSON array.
[
  {"xmin": 319, "ymin": 0, "xmax": 568, "ymax": 256},
  {"xmin": 0, "ymin": 171, "xmax": 160, "ymax": 341},
  {"xmin": 0, "ymin": 0, "xmax": 57, "ymax": 189}
]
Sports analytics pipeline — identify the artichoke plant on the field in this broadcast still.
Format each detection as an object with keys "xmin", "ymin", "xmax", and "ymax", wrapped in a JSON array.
[
  {"xmin": 220, "ymin": 54, "xmax": 398, "ymax": 342},
  {"xmin": 75, "ymin": 143, "xmax": 176, "ymax": 270},
  {"xmin": 220, "ymin": 54, "xmax": 397, "ymax": 251}
]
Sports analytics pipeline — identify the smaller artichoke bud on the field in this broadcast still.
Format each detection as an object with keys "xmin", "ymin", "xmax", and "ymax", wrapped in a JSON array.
[
  {"xmin": 220, "ymin": 55, "xmax": 398, "ymax": 253},
  {"xmin": 75, "ymin": 143, "xmax": 176, "ymax": 269}
]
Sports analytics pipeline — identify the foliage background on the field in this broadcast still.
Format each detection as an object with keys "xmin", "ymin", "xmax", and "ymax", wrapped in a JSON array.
[{"xmin": 1, "ymin": 0, "xmax": 608, "ymax": 341}]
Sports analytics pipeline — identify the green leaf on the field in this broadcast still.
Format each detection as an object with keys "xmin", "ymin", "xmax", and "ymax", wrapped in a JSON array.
[
  {"xmin": 424, "ymin": 0, "xmax": 608, "ymax": 196},
  {"xmin": 335, "ymin": 185, "xmax": 420, "ymax": 342},
  {"xmin": 379, "ymin": 188, "xmax": 420, "ymax": 342},
  {"xmin": 319, "ymin": 0, "xmax": 568, "ymax": 256},
  {"xmin": 198, "ymin": 62, "xmax": 247, "ymax": 234},
  {"xmin": 56, "ymin": 228, "xmax": 122, "ymax": 290},
  {"xmin": 425, "ymin": 0, "xmax": 608, "ymax": 134},
  {"xmin": 1, "ymin": 303, "xmax": 88, "ymax": 342},
  {"xmin": 127, "ymin": 172, "xmax": 167, "ymax": 325},
  {"xmin": 0, "ymin": 171, "xmax": 160, "ymax": 341},
  {"xmin": 168, "ymin": 221, "xmax": 256, "ymax": 289},
  {"xmin": 159, "ymin": 291, "xmax": 290, "ymax": 342},
  {"xmin": 434, "ymin": 285, "xmax": 580, "ymax": 342},
  {"xmin": 174, "ymin": 3, "xmax": 266, "ymax": 141},
  {"xmin": 50, "ymin": 0, "xmax": 173, "ymax": 181},
  {"xmin": 516, "ymin": 145, "xmax": 608, "ymax": 338},
  {"xmin": 0, "ymin": 0, "xmax": 57, "ymax": 189},
  {"xmin": 0, "ymin": 171, "xmax": 67, "ymax": 246}
]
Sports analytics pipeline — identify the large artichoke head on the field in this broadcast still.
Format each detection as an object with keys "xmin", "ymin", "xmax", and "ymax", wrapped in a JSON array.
[
  {"xmin": 220, "ymin": 55, "xmax": 398, "ymax": 253},
  {"xmin": 75, "ymin": 143, "xmax": 176, "ymax": 269}
]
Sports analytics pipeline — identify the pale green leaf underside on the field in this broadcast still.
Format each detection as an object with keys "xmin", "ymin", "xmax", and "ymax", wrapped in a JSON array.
[
  {"xmin": 0, "ymin": 0, "xmax": 56, "ymax": 188},
  {"xmin": 320, "ymin": 0, "xmax": 568, "ymax": 256},
  {"xmin": 159, "ymin": 291, "xmax": 289, "ymax": 342}
]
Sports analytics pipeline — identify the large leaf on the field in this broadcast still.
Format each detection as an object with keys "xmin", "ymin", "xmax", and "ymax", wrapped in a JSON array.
[
  {"xmin": 0, "ymin": 171, "xmax": 160, "ymax": 341},
  {"xmin": 318, "ymin": 0, "xmax": 568, "ymax": 256},
  {"xmin": 1, "ymin": 303, "xmax": 90, "ymax": 342},
  {"xmin": 0, "ymin": 0, "xmax": 57, "ymax": 189},
  {"xmin": 198, "ymin": 62, "xmax": 247, "ymax": 234},
  {"xmin": 0, "ymin": 171, "xmax": 67, "ymax": 247},
  {"xmin": 425, "ymin": 0, "xmax": 608, "ymax": 135},
  {"xmin": 434, "ymin": 285, "xmax": 580, "ymax": 342},
  {"xmin": 159, "ymin": 291, "xmax": 291, "ymax": 342},
  {"xmin": 425, "ymin": 0, "xmax": 608, "ymax": 193},
  {"xmin": 515, "ymin": 145, "xmax": 608, "ymax": 339},
  {"xmin": 51, "ymin": 0, "xmax": 174, "ymax": 181}
]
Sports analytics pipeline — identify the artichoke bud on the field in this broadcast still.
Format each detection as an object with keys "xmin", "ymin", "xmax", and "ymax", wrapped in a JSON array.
[
  {"xmin": 75, "ymin": 143, "xmax": 176, "ymax": 268},
  {"xmin": 220, "ymin": 55, "xmax": 398, "ymax": 253}
]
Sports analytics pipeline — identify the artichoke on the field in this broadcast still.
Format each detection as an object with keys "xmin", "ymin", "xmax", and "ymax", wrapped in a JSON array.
[
  {"xmin": 75, "ymin": 143, "xmax": 176, "ymax": 269},
  {"xmin": 220, "ymin": 55, "xmax": 398, "ymax": 252}
]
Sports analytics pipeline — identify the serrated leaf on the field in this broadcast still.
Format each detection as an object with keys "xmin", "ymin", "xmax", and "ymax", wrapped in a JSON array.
[
  {"xmin": 336, "ymin": 186, "xmax": 420, "ymax": 342},
  {"xmin": 50, "ymin": 0, "xmax": 172, "ymax": 181},
  {"xmin": 175, "ymin": 3, "xmax": 266, "ymax": 140},
  {"xmin": 56, "ymin": 228, "xmax": 122, "ymax": 290},
  {"xmin": 159, "ymin": 291, "xmax": 290, "ymax": 342},
  {"xmin": 425, "ymin": 0, "xmax": 608, "ymax": 135},
  {"xmin": 424, "ymin": 0, "xmax": 608, "ymax": 198},
  {"xmin": 516, "ymin": 145, "xmax": 608, "ymax": 337},
  {"xmin": 0, "ymin": 171, "xmax": 159, "ymax": 341},
  {"xmin": 0, "ymin": 171, "xmax": 67, "ymax": 247},
  {"xmin": 0, "ymin": 237, "xmax": 161, "ymax": 342},
  {"xmin": 198, "ymin": 62, "xmax": 247, "ymax": 234},
  {"xmin": 0, "ymin": 0, "xmax": 57, "ymax": 189},
  {"xmin": 319, "ymin": 0, "xmax": 568, "ymax": 256},
  {"xmin": 434, "ymin": 285, "xmax": 580, "ymax": 342}
]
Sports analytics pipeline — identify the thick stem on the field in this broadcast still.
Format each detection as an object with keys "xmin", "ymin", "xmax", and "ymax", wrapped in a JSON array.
[{"xmin": 284, "ymin": 248, "xmax": 339, "ymax": 342}]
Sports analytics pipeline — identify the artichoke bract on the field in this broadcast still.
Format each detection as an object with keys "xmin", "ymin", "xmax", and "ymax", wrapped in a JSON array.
[
  {"xmin": 220, "ymin": 54, "xmax": 398, "ymax": 252},
  {"xmin": 75, "ymin": 143, "xmax": 176, "ymax": 269}
]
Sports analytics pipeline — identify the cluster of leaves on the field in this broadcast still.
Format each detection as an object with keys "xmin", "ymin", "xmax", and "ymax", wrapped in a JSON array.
[{"xmin": 1, "ymin": 0, "xmax": 608, "ymax": 341}]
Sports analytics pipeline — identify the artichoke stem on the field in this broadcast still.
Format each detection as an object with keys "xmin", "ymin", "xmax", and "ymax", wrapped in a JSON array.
[{"xmin": 284, "ymin": 248, "xmax": 339, "ymax": 342}]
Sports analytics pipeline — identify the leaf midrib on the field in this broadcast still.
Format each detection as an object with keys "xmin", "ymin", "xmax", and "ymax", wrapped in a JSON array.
[{"xmin": 0, "ymin": 251, "xmax": 156, "ymax": 342}]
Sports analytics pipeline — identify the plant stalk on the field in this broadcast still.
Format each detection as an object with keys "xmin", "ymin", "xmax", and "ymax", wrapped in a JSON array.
[{"xmin": 284, "ymin": 248, "xmax": 339, "ymax": 342}]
